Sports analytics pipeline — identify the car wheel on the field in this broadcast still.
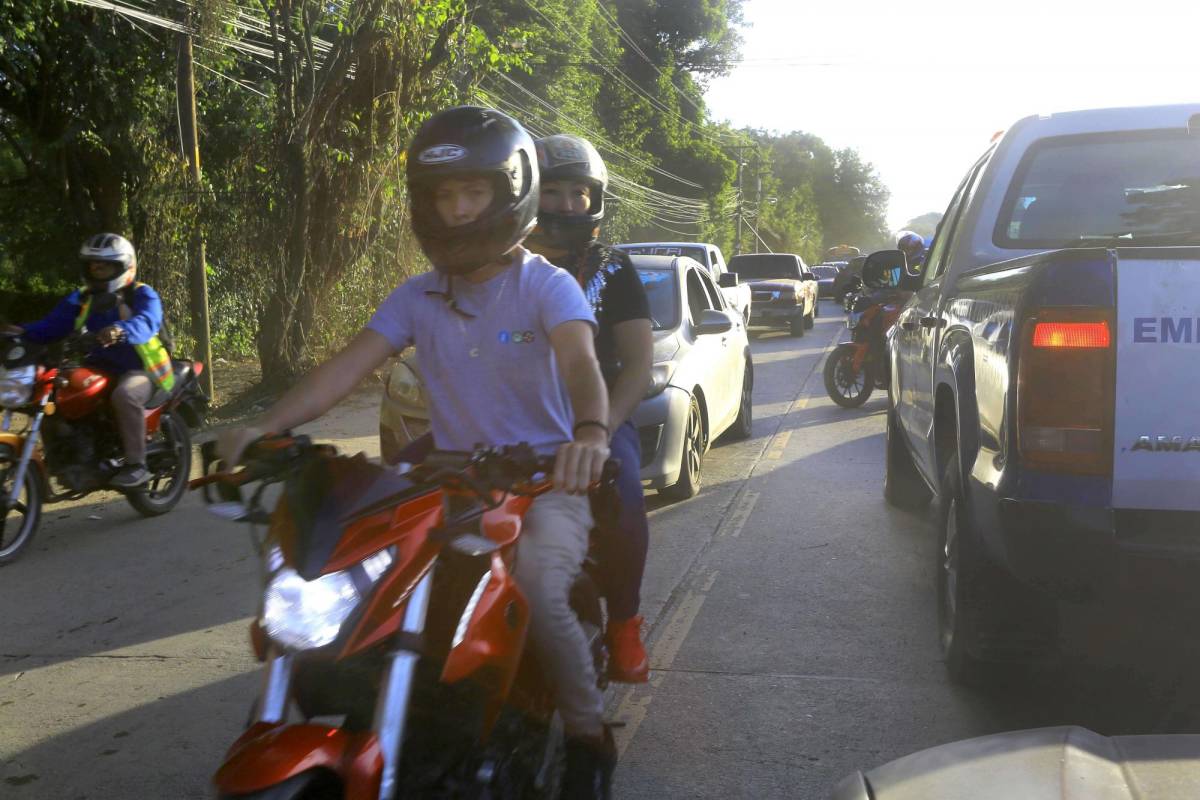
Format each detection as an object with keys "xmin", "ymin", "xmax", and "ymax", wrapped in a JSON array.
[
  {"xmin": 789, "ymin": 312, "xmax": 805, "ymax": 337},
  {"xmin": 727, "ymin": 358, "xmax": 753, "ymax": 441},
  {"xmin": 937, "ymin": 451, "xmax": 1058, "ymax": 686},
  {"xmin": 884, "ymin": 403, "xmax": 932, "ymax": 510},
  {"xmin": 661, "ymin": 395, "xmax": 704, "ymax": 501}
]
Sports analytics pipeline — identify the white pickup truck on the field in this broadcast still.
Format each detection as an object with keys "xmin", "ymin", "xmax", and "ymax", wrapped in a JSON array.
[
  {"xmin": 876, "ymin": 103, "xmax": 1200, "ymax": 684},
  {"xmin": 614, "ymin": 242, "xmax": 752, "ymax": 325}
]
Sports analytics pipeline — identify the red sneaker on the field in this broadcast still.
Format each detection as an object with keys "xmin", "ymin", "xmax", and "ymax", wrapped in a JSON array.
[{"xmin": 606, "ymin": 616, "xmax": 649, "ymax": 683}]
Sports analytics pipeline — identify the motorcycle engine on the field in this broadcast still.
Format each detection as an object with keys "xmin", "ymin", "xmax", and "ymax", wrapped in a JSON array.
[{"xmin": 42, "ymin": 416, "xmax": 105, "ymax": 492}]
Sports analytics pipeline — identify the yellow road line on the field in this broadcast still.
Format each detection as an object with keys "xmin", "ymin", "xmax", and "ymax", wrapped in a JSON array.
[
  {"xmin": 612, "ymin": 569, "xmax": 718, "ymax": 756},
  {"xmin": 612, "ymin": 328, "xmax": 840, "ymax": 755},
  {"xmin": 716, "ymin": 491, "xmax": 760, "ymax": 539}
]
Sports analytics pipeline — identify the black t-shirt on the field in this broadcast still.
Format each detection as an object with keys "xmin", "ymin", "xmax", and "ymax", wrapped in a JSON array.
[{"xmin": 561, "ymin": 244, "xmax": 651, "ymax": 387}]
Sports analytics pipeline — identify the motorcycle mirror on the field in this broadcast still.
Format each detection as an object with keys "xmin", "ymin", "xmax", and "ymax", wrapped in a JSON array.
[
  {"xmin": 207, "ymin": 501, "xmax": 252, "ymax": 522},
  {"xmin": 447, "ymin": 533, "xmax": 500, "ymax": 557}
]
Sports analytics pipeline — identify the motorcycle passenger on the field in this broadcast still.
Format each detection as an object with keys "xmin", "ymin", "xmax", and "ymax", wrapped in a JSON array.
[
  {"xmin": 527, "ymin": 133, "xmax": 654, "ymax": 685},
  {"xmin": 3, "ymin": 234, "xmax": 173, "ymax": 488},
  {"xmin": 218, "ymin": 106, "xmax": 618, "ymax": 798},
  {"xmin": 896, "ymin": 230, "xmax": 928, "ymax": 270}
]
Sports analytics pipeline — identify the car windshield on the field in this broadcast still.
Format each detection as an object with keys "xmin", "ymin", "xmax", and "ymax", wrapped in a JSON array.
[
  {"xmin": 811, "ymin": 266, "xmax": 838, "ymax": 279},
  {"xmin": 998, "ymin": 130, "xmax": 1200, "ymax": 247},
  {"xmin": 636, "ymin": 269, "xmax": 680, "ymax": 331},
  {"xmin": 621, "ymin": 244, "xmax": 707, "ymax": 265},
  {"xmin": 728, "ymin": 254, "xmax": 800, "ymax": 280}
]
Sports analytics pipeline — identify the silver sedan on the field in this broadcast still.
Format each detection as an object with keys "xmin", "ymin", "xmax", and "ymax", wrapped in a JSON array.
[{"xmin": 630, "ymin": 255, "xmax": 753, "ymax": 500}]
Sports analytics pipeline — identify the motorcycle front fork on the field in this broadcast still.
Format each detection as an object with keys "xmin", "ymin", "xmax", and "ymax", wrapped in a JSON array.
[
  {"xmin": 2, "ymin": 407, "xmax": 44, "ymax": 512},
  {"xmin": 254, "ymin": 570, "xmax": 435, "ymax": 800}
]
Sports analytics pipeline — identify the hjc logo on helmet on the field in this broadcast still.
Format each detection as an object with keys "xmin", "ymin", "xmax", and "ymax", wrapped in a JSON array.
[{"xmin": 418, "ymin": 144, "xmax": 468, "ymax": 164}]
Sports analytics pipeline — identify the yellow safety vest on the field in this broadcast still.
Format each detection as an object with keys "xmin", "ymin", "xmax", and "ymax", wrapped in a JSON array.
[{"xmin": 73, "ymin": 283, "xmax": 176, "ymax": 392}]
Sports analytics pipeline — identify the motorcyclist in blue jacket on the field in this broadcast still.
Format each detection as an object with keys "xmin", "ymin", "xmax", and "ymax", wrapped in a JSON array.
[{"xmin": 2, "ymin": 234, "xmax": 173, "ymax": 488}]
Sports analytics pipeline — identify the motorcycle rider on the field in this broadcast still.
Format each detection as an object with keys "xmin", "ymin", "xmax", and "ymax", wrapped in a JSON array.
[
  {"xmin": 218, "ymin": 106, "xmax": 618, "ymax": 798},
  {"xmin": 896, "ymin": 230, "xmax": 928, "ymax": 271},
  {"xmin": 527, "ymin": 133, "xmax": 654, "ymax": 684},
  {"xmin": 1, "ymin": 234, "xmax": 174, "ymax": 488}
]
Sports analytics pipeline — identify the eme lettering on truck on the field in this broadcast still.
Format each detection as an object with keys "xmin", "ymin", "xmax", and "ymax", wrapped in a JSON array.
[{"xmin": 1133, "ymin": 316, "xmax": 1200, "ymax": 343}]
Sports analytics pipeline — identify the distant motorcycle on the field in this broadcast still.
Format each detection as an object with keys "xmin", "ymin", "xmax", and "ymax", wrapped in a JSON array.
[
  {"xmin": 0, "ymin": 332, "xmax": 207, "ymax": 563},
  {"xmin": 193, "ymin": 437, "xmax": 618, "ymax": 800},
  {"xmin": 823, "ymin": 290, "xmax": 906, "ymax": 408}
]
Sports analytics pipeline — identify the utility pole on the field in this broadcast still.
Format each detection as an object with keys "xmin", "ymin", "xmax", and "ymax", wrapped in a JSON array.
[
  {"xmin": 734, "ymin": 156, "xmax": 743, "ymax": 255},
  {"xmin": 176, "ymin": 33, "xmax": 215, "ymax": 400}
]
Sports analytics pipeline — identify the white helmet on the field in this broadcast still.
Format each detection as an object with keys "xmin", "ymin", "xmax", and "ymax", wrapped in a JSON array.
[{"xmin": 79, "ymin": 233, "xmax": 137, "ymax": 294}]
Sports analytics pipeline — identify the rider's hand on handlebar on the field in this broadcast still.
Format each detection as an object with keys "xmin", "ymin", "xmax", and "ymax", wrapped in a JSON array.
[
  {"xmin": 95, "ymin": 325, "xmax": 126, "ymax": 347},
  {"xmin": 217, "ymin": 425, "xmax": 266, "ymax": 469},
  {"xmin": 554, "ymin": 427, "xmax": 610, "ymax": 495}
]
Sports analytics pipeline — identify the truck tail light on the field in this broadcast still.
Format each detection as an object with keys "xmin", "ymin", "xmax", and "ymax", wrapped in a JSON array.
[{"xmin": 1018, "ymin": 308, "xmax": 1114, "ymax": 475}]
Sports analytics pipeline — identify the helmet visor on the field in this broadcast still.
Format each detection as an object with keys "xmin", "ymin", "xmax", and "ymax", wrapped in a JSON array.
[{"xmin": 85, "ymin": 261, "xmax": 124, "ymax": 281}]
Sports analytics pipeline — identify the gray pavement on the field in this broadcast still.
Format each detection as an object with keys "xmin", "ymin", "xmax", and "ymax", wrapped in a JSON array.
[{"xmin": 4, "ymin": 304, "xmax": 1200, "ymax": 798}]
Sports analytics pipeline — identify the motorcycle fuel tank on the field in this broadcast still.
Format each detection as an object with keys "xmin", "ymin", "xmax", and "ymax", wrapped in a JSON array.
[{"xmin": 56, "ymin": 367, "xmax": 111, "ymax": 420}]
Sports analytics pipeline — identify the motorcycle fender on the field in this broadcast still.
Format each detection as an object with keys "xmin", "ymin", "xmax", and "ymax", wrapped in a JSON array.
[
  {"xmin": 143, "ymin": 405, "xmax": 163, "ymax": 436},
  {"xmin": 849, "ymin": 343, "xmax": 870, "ymax": 372},
  {"xmin": 441, "ymin": 553, "xmax": 530, "ymax": 695},
  {"xmin": 214, "ymin": 723, "xmax": 382, "ymax": 800},
  {"xmin": 0, "ymin": 433, "xmax": 35, "ymax": 462}
]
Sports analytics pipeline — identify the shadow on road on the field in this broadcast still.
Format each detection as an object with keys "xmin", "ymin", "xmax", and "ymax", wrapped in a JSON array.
[{"xmin": 2, "ymin": 670, "xmax": 258, "ymax": 798}]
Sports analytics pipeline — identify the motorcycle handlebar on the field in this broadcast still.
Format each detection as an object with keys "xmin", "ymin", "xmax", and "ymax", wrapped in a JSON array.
[{"xmin": 190, "ymin": 437, "xmax": 619, "ymax": 496}]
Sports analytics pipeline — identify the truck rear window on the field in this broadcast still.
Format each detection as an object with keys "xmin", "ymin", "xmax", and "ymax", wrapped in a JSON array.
[
  {"xmin": 621, "ymin": 245, "xmax": 707, "ymax": 265},
  {"xmin": 996, "ymin": 130, "xmax": 1200, "ymax": 248},
  {"xmin": 728, "ymin": 254, "xmax": 800, "ymax": 280}
]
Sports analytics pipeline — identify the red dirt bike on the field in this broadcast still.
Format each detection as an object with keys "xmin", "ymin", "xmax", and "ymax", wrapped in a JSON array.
[
  {"xmin": 193, "ymin": 436, "xmax": 617, "ymax": 800},
  {"xmin": 0, "ymin": 331, "xmax": 208, "ymax": 563},
  {"xmin": 823, "ymin": 289, "xmax": 908, "ymax": 408}
]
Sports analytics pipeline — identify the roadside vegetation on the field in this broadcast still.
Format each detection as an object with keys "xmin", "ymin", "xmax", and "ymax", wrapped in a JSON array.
[{"xmin": 0, "ymin": 0, "xmax": 892, "ymax": 385}]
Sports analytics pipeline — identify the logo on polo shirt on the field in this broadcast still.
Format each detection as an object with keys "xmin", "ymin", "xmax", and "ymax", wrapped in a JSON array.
[{"xmin": 498, "ymin": 330, "xmax": 536, "ymax": 344}]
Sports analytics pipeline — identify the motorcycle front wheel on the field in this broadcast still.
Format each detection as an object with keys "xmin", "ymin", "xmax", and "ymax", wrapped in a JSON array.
[
  {"xmin": 0, "ymin": 458, "xmax": 42, "ymax": 565},
  {"xmin": 823, "ymin": 344, "xmax": 874, "ymax": 408},
  {"xmin": 127, "ymin": 413, "xmax": 192, "ymax": 517}
]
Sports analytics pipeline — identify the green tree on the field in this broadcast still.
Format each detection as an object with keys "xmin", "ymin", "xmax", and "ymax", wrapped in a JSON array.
[{"xmin": 900, "ymin": 212, "xmax": 942, "ymax": 239}]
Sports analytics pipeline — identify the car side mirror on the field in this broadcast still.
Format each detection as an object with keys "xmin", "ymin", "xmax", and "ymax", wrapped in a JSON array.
[
  {"xmin": 718, "ymin": 272, "xmax": 739, "ymax": 288},
  {"xmin": 801, "ymin": 271, "xmax": 816, "ymax": 281},
  {"xmin": 693, "ymin": 308, "xmax": 733, "ymax": 336}
]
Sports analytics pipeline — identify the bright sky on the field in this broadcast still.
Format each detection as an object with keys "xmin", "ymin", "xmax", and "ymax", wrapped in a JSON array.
[{"xmin": 705, "ymin": 0, "xmax": 1200, "ymax": 234}]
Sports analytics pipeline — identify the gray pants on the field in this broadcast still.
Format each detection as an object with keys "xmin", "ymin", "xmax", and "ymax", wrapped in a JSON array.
[
  {"xmin": 111, "ymin": 371, "xmax": 152, "ymax": 465},
  {"xmin": 513, "ymin": 491, "xmax": 604, "ymax": 739}
]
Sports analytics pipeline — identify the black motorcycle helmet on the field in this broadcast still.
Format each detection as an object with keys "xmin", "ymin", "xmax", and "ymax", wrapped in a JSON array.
[
  {"xmin": 406, "ymin": 106, "xmax": 539, "ymax": 275},
  {"xmin": 529, "ymin": 134, "xmax": 608, "ymax": 252}
]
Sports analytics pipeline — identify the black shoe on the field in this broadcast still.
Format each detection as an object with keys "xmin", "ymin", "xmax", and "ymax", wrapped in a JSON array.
[
  {"xmin": 110, "ymin": 464, "xmax": 150, "ymax": 488},
  {"xmin": 561, "ymin": 727, "xmax": 616, "ymax": 800}
]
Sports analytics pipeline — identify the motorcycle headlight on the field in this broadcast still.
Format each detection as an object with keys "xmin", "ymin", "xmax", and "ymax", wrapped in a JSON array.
[
  {"xmin": 261, "ymin": 547, "xmax": 394, "ymax": 651},
  {"xmin": 0, "ymin": 365, "xmax": 35, "ymax": 409},
  {"xmin": 646, "ymin": 361, "xmax": 677, "ymax": 398}
]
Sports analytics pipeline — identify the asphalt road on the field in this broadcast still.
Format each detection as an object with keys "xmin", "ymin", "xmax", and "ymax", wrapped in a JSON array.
[{"xmin": 5, "ymin": 302, "xmax": 1200, "ymax": 798}]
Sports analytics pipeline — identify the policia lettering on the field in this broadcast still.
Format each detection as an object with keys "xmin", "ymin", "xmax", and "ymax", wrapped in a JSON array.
[{"xmin": 73, "ymin": 284, "xmax": 175, "ymax": 392}]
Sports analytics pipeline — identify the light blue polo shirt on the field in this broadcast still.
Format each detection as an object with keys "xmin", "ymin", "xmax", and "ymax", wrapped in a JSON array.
[{"xmin": 367, "ymin": 249, "xmax": 596, "ymax": 454}]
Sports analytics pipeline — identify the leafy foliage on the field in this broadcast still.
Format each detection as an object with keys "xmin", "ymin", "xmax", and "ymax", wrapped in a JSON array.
[{"xmin": 0, "ymin": 0, "xmax": 896, "ymax": 385}]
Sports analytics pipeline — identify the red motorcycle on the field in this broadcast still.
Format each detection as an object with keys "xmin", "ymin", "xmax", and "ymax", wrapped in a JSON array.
[
  {"xmin": 0, "ymin": 332, "xmax": 207, "ymax": 563},
  {"xmin": 823, "ymin": 288, "xmax": 908, "ymax": 408},
  {"xmin": 193, "ymin": 437, "xmax": 616, "ymax": 800}
]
